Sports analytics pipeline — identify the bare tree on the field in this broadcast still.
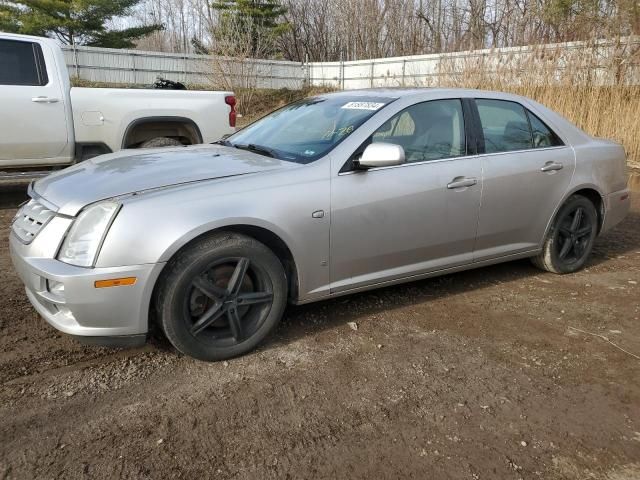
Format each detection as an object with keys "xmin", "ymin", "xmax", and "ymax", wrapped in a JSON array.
[{"xmin": 131, "ymin": 0, "xmax": 640, "ymax": 61}]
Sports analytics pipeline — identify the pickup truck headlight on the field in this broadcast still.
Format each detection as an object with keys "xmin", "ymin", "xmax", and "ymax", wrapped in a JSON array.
[{"xmin": 57, "ymin": 202, "xmax": 120, "ymax": 267}]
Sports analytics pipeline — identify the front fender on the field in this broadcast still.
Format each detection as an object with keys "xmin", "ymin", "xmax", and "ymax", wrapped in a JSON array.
[
  {"xmin": 157, "ymin": 216, "xmax": 298, "ymax": 264},
  {"xmin": 95, "ymin": 165, "xmax": 331, "ymax": 301}
]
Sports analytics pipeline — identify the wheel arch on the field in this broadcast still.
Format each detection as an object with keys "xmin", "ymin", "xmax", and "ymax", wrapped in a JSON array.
[
  {"xmin": 153, "ymin": 223, "xmax": 301, "ymax": 304},
  {"xmin": 541, "ymin": 184, "xmax": 606, "ymax": 245},
  {"xmin": 121, "ymin": 116, "xmax": 203, "ymax": 149},
  {"xmin": 571, "ymin": 187, "xmax": 605, "ymax": 233}
]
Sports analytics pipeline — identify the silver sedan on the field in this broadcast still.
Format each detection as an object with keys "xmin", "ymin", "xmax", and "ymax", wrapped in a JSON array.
[{"xmin": 10, "ymin": 88, "xmax": 631, "ymax": 361}]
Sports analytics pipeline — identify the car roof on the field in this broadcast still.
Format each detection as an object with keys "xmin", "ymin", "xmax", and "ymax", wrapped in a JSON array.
[
  {"xmin": 317, "ymin": 87, "xmax": 592, "ymax": 146},
  {"xmin": 317, "ymin": 87, "xmax": 526, "ymax": 101}
]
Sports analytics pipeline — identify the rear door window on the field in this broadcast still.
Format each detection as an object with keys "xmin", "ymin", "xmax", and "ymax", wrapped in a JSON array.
[
  {"xmin": 476, "ymin": 99, "xmax": 533, "ymax": 153},
  {"xmin": 0, "ymin": 39, "xmax": 48, "ymax": 86}
]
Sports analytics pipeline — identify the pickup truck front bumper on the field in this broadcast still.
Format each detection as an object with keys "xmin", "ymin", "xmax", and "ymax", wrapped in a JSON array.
[{"xmin": 10, "ymin": 232, "xmax": 165, "ymax": 347}]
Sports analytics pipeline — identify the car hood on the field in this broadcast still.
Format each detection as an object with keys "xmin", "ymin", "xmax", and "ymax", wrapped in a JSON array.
[{"xmin": 33, "ymin": 145, "xmax": 296, "ymax": 216}]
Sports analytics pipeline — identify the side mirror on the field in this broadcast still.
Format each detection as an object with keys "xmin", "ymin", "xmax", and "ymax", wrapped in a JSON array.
[{"xmin": 357, "ymin": 143, "xmax": 406, "ymax": 169}]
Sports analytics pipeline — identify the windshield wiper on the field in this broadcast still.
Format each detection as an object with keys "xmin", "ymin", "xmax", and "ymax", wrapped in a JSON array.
[
  {"xmin": 212, "ymin": 139, "xmax": 232, "ymax": 146},
  {"xmin": 234, "ymin": 143, "xmax": 279, "ymax": 159}
]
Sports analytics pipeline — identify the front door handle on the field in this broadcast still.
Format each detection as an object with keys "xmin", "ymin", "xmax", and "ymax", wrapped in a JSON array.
[
  {"xmin": 447, "ymin": 177, "xmax": 478, "ymax": 189},
  {"xmin": 32, "ymin": 96, "xmax": 59, "ymax": 103},
  {"xmin": 541, "ymin": 162, "xmax": 563, "ymax": 172}
]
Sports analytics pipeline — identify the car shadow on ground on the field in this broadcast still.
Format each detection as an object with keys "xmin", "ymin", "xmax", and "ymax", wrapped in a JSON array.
[
  {"xmin": 3, "ymin": 182, "xmax": 638, "ymax": 359},
  {"xmin": 263, "ymin": 210, "xmax": 640, "ymax": 354},
  {"xmin": 145, "ymin": 257, "xmax": 544, "ymax": 356},
  {"xmin": 148, "ymin": 209, "xmax": 639, "ymax": 358},
  {"xmin": 0, "ymin": 183, "xmax": 29, "ymax": 209}
]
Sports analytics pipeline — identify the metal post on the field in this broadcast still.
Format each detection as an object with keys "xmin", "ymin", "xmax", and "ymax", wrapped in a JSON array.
[
  {"xmin": 72, "ymin": 40, "xmax": 79, "ymax": 80},
  {"xmin": 184, "ymin": 54, "xmax": 188, "ymax": 84},
  {"xmin": 401, "ymin": 59, "xmax": 406, "ymax": 87},
  {"xmin": 370, "ymin": 60, "xmax": 374, "ymax": 87},
  {"xmin": 132, "ymin": 53, "xmax": 137, "ymax": 85}
]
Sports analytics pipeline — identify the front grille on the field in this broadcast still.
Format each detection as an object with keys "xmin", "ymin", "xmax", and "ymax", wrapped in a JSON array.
[{"xmin": 11, "ymin": 200, "xmax": 56, "ymax": 244}]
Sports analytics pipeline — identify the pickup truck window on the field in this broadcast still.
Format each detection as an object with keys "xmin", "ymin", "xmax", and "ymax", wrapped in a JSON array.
[{"xmin": 0, "ymin": 39, "xmax": 48, "ymax": 86}]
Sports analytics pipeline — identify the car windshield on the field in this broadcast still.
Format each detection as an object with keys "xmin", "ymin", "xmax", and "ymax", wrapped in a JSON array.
[{"xmin": 223, "ymin": 96, "xmax": 397, "ymax": 164}]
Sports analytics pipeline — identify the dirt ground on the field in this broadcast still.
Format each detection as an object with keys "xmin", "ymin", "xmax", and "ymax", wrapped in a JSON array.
[{"xmin": 0, "ymin": 183, "xmax": 639, "ymax": 480}]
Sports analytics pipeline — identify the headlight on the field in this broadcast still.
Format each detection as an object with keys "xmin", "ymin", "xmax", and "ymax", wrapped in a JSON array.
[{"xmin": 57, "ymin": 202, "xmax": 120, "ymax": 267}]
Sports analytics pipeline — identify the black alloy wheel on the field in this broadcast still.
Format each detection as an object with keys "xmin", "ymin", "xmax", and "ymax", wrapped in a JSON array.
[
  {"xmin": 186, "ymin": 257, "xmax": 274, "ymax": 344},
  {"xmin": 532, "ymin": 194, "xmax": 598, "ymax": 274},
  {"xmin": 554, "ymin": 205, "xmax": 594, "ymax": 265},
  {"xmin": 156, "ymin": 232, "xmax": 288, "ymax": 361}
]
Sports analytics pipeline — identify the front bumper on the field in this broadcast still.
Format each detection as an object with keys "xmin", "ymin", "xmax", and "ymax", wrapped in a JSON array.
[
  {"xmin": 601, "ymin": 188, "xmax": 631, "ymax": 233},
  {"xmin": 10, "ymin": 233, "xmax": 165, "ymax": 343}
]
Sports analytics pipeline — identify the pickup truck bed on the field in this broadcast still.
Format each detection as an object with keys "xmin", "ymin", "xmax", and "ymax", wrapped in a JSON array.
[
  {"xmin": 71, "ymin": 87, "xmax": 234, "ymax": 154},
  {"xmin": 0, "ymin": 32, "xmax": 235, "ymax": 172}
]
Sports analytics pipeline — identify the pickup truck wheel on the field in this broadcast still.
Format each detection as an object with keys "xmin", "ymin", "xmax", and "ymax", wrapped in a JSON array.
[
  {"xmin": 531, "ymin": 195, "xmax": 598, "ymax": 274},
  {"xmin": 156, "ymin": 232, "xmax": 288, "ymax": 362},
  {"xmin": 139, "ymin": 137, "xmax": 183, "ymax": 148}
]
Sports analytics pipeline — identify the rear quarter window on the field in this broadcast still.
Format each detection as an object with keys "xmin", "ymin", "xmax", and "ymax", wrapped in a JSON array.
[{"xmin": 527, "ymin": 111, "xmax": 564, "ymax": 148}]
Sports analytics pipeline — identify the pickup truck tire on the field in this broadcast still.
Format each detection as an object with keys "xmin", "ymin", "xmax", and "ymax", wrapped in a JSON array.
[
  {"xmin": 155, "ymin": 232, "xmax": 288, "ymax": 362},
  {"xmin": 139, "ymin": 137, "xmax": 183, "ymax": 148}
]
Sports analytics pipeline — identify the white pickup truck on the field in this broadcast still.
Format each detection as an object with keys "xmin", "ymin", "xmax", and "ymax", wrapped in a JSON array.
[{"xmin": 0, "ymin": 33, "xmax": 236, "ymax": 176}]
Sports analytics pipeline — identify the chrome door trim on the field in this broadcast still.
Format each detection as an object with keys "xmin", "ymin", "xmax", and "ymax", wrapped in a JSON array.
[
  {"xmin": 475, "ymin": 145, "xmax": 569, "ymax": 160},
  {"xmin": 338, "ymin": 145, "xmax": 570, "ymax": 176},
  {"xmin": 338, "ymin": 154, "xmax": 476, "ymax": 175}
]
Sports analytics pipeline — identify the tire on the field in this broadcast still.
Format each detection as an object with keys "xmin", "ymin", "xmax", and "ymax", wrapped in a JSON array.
[
  {"xmin": 155, "ymin": 232, "xmax": 288, "ymax": 361},
  {"xmin": 531, "ymin": 194, "xmax": 598, "ymax": 274},
  {"xmin": 139, "ymin": 137, "xmax": 183, "ymax": 148}
]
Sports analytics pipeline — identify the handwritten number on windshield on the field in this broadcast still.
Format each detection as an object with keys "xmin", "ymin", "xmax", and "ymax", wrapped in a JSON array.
[{"xmin": 322, "ymin": 125, "xmax": 355, "ymax": 140}]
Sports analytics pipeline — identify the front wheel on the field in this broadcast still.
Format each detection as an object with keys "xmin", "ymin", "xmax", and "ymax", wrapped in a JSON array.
[
  {"xmin": 155, "ymin": 232, "xmax": 288, "ymax": 361},
  {"xmin": 531, "ymin": 195, "xmax": 598, "ymax": 274}
]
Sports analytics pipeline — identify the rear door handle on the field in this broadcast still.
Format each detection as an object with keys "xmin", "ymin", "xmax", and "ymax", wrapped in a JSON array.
[
  {"xmin": 447, "ymin": 177, "xmax": 478, "ymax": 189},
  {"xmin": 541, "ymin": 162, "xmax": 563, "ymax": 172},
  {"xmin": 32, "ymin": 96, "xmax": 59, "ymax": 103}
]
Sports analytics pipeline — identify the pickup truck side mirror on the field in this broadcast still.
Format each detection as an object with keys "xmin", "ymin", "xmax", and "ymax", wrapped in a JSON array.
[{"xmin": 356, "ymin": 142, "xmax": 406, "ymax": 169}]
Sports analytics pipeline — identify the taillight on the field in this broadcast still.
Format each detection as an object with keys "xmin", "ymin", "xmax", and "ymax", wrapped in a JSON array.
[{"xmin": 225, "ymin": 95, "xmax": 236, "ymax": 127}]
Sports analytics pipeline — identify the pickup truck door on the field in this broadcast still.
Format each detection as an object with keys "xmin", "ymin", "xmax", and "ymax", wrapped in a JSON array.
[{"xmin": 0, "ymin": 38, "xmax": 69, "ymax": 165}]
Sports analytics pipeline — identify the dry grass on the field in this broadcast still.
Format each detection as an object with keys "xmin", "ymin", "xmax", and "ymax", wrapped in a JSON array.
[
  {"xmin": 235, "ymin": 86, "xmax": 334, "ymax": 125},
  {"xmin": 453, "ymin": 84, "xmax": 640, "ymax": 167},
  {"xmin": 429, "ymin": 41, "xmax": 640, "ymax": 167}
]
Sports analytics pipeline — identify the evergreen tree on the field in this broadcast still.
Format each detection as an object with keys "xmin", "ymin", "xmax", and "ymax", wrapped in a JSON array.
[
  {"xmin": 211, "ymin": 0, "xmax": 288, "ymax": 57},
  {"xmin": 0, "ymin": 0, "xmax": 163, "ymax": 48}
]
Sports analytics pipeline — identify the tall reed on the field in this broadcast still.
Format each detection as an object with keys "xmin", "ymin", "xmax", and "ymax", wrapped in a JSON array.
[{"xmin": 429, "ymin": 40, "xmax": 640, "ymax": 167}]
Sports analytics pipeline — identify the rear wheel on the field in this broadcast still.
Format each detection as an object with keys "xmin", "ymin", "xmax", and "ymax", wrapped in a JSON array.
[
  {"xmin": 156, "ymin": 232, "xmax": 288, "ymax": 361},
  {"xmin": 139, "ymin": 137, "xmax": 183, "ymax": 148},
  {"xmin": 531, "ymin": 195, "xmax": 598, "ymax": 274}
]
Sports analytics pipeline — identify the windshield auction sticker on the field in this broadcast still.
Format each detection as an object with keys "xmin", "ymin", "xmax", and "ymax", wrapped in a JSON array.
[{"xmin": 341, "ymin": 102, "xmax": 386, "ymax": 110}]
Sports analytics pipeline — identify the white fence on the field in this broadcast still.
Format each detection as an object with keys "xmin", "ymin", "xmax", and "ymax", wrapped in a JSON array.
[
  {"xmin": 309, "ymin": 38, "xmax": 640, "ymax": 88},
  {"xmin": 62, "ymin": 37, "xmax": 640, "ymax": 89},
  {"xmin": 62, "ymin": 46, "xmax": 307, "ymax": 88}
]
